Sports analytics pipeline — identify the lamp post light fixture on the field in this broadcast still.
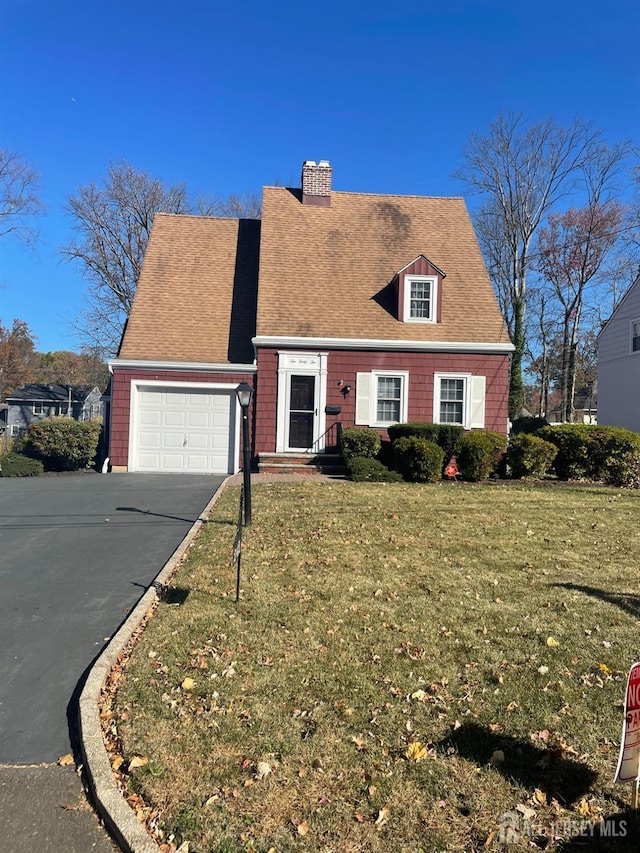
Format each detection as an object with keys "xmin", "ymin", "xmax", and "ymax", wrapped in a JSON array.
[{"xmin": 235, "ymin": 382, "xmax": 253, "ymax": 526}]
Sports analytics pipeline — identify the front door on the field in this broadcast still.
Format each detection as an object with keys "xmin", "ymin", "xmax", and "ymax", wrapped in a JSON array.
[
  {"xmin": 276, "ymin": 352, "xmax": 328, "ymax": 454},
  {"xmin": 288, "ymin": 375, "xmax": 316, "ymax": 450}
]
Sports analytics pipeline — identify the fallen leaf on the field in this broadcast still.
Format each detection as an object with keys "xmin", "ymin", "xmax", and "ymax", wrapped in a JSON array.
[
  {"xmin": 351, "ymin": 734, "xmax": 367, "ymax": 751},
  {"xmin": 128, "ymin": 755, "xmax": 149, "ymax": 770},
  {"xmin": 538, "ymin": 665, "xmax": 549, "ymax": 675},
  {"xmin": 375, "ymin": 806, "xmax": 391, "ymax": 828},
  {"xmin": 58, "ymin": 753, "xmax": 74, "ymax": 767},
  {"xmin": 255, "ymin": 761, "xmax": 272, "ymax": 780},
  {"xmin": 405, "ymin": 741, "xmax": 428, "ymax": 762},
  {"xmin": 516, "ymin": 803, "xmax": 536, "ymax": 820},
  {"xmin": 546, "ymin": 637, "xmax": 560, "ymax": 648},
  {"xmin": 181, "ymin": 677, "xmax": 195, "ymax": 691},
  {"xmin": 297, "ymin": 819, "xmax": 309, "ymax": 836},
  {"xmin": 111, "ymin": 755, "xmax": 124, "ymax": 772},
  {"xmin": 576, "ymin": 797, "xmax": 596, "ymax": 817},
  {"xmin": 533, "ymin": 788, "xmax": 547, "ymax": 806}
]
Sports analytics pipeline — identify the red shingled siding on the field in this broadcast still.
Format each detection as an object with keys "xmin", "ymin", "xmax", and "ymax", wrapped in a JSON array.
[
  {"xmin": 253, "ymin": 348, "xmax": 510, "ymax": 453},
  {"xmin": 109, "ymin": 368, "xmax": 255, "ymax": 469}
]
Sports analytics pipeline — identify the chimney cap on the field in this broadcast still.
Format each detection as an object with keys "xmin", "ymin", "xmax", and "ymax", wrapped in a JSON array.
[
  {"xmin": 318, "ymin": 160, "xmax": 331, "ymax": 167},
  {"xmin": 303, "ymin": 160, "xmax": 317, "ymax": 167}
]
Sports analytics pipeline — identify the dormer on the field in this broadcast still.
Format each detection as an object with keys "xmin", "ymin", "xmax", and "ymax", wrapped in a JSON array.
[{"xmin": 395, "ymin": 255, "xmax": 446, "ymax": 324}]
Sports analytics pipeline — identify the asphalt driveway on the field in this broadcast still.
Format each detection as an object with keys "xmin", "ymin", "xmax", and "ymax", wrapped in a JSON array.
[{"xmin": 0, "ymin": 471, "xmax": 224, "ymax": 851}]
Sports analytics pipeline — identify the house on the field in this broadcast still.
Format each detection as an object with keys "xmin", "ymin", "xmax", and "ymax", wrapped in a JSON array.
[
  {"xmin": 107, "ymin": 160, "xmax": 514, "ymax": 474},
  {"xmin": 598, "ymin": 274, "xmax": 640, "ymax": 431},
  {"xmin": 5, "ymin": 384, "xmax": 105, "ymax": 437}
]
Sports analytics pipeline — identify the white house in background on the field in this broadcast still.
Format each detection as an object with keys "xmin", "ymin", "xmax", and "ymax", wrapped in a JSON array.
[{"xmin": 597, "ymin": 274, "xmax": 640, "ymax": 432}]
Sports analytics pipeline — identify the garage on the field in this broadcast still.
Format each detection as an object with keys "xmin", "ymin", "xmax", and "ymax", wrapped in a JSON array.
[{"xmin": 131, "ymin": 385, "xmax": 238, "ymax": 474}]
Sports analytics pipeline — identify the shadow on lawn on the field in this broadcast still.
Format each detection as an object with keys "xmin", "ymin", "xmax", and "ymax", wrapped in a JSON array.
[
  {"xmin": 440, "ymin": 723, "xmax": 597, "ymax": 806},
  {"xmin": 555, "ymin": 806, "xmax": 640, "ymax": 851},
  {"xmin": 551, "ymin": 583, "xmax": 640, "ymax": 621}
]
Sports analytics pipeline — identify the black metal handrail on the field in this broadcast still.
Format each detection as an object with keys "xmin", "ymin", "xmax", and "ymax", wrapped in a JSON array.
[{"xmin": 304, "ymin": 421, "xmax": 343, "ymax": 454}]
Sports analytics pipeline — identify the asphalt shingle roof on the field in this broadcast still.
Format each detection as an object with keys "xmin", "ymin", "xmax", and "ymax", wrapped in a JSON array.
[{"xmin": 118, "ymin": 214, "xmax": 260, "ymax": 363}]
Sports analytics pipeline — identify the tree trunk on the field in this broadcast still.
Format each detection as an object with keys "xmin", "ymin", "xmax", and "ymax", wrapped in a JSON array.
[{"xmin": 509, "ymin": 297, "xmax": 526, "ymax": 421}]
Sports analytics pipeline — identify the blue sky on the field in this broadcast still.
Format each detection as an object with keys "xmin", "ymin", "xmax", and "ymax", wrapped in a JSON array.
[{"xmin": 1, "ymin": 0, "xmax": 639, "ymax": 353}]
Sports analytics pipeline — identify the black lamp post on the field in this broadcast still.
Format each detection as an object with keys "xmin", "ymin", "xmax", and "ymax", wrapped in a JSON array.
[{"xmin": 235, "ymin": 382, "xmax": 253, "ymax": 526}]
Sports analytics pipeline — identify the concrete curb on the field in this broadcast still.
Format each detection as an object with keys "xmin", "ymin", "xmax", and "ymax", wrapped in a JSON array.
[{"xmin": 78, "ymin": 477, "xmax": 232, "ymax": 853}]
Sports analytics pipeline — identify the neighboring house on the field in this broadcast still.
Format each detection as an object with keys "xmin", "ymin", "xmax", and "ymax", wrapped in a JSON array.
[
  {"xmin": 107, "ymin": 160, "xmax": 514, "ymax": 474},
  {"xmin": 598, "ymin": 274, "xmax": 640, "ymax": 432},
  {"xmin": 5, "ymin": 384, "xmax": 104, "ymax": 436}
]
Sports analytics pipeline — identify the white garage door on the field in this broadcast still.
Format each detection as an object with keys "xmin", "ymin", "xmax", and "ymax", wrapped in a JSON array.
[{"xmin": 134, "ymin": 387, "xmax": 236, "ymax": 474}]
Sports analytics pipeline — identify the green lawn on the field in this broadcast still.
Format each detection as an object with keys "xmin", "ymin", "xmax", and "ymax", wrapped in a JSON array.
[{"xmin": 110, "ymin": 481, "xmax": 640, "ymax": 852}]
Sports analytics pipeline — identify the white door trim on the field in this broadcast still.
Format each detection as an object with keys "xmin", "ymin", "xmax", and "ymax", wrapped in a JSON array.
[
  {"xmin": 275, "ymin": 352, "xmax": 328, "ymax": 452},
  {"xmin": 128, "ymin": 380, "xmax": 241, "ymax": 473}
]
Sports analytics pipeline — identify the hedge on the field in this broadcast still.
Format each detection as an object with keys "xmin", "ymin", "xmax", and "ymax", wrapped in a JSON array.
[
  {"xmin": 537, "ymin": 424, "xmax": 640, "ymax": 486},
  {"xmin": 393, "ymin": 436, "xmax": 444, "ymax": 483},
  {"xmin": 346, "ymin": 457, "xmax": 403, "ymax": 483},
  {"xmin": 456, "ymin": 430, "xmax": 506, "ymax": 482},
  {"xmin": 387, "ymin": 422, "xmax": 464, "ymax": 459},
  {"xmin": 22, "ymin": 418, "xmax": 102, "ymax": 471},
  {"xmin": 339, "ymin": 427, "xmax": 381, "ymax": 461},
  {"xmin": 506, "ymin": 433, "xmax": 557, "ymax": 479},
  {"xmin": 0, "ymin": 452, "xmax": 44, "ymax": 477}
]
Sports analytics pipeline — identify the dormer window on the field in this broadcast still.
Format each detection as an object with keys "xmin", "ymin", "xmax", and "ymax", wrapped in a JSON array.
[
  {"xmin": 395, "ymin": 256, "xmax": 445, "ymax": 324},
  {"xmin": 404, "ymin": 275, "xmax": 437, "ymax": 322}
]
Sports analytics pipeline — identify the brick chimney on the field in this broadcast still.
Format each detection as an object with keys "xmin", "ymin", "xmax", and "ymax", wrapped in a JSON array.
[{"xmin": 301, "ymin": 160, "xmax": 332, "ymax": 206}]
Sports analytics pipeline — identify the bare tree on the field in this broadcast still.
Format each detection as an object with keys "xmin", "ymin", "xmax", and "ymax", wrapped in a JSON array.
[
  {"xmin": 195, "ymin": 192, "xmax": 262, "ymax": 219},
  {"xmin": 63, "ymin": 161, "xmax": 262, "ymax": 357},
  {"xmin": 536, "ymin": 143, "xmax": 628, "ymax": 422},
  {"xmin": 62, "ymin": 162, "xmax": 192, "ymax": 356},
  {"xmin": 455, "ymin": 114, "xmax": 613, "ymax": 419},
  {"xmin": 0, "ymin": 150, "xmax": 43, "ymax": 246}
]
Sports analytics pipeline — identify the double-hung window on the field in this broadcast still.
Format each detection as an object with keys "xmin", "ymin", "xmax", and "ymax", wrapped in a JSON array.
[
  {"xmin": 33, "ymin": 402, "xmax": 44, "ymax": 415},
  {"xmin": 439, "ymin": 377, "xmax": 466, "ymax": 424},
  {"xmin": 632, "ymin": 320, "xmax": 640, "ymax": 353},
  {"xmin": 434, "ymin": 373, "xmax": 486, "ymax": 429},
  {"xmin": 355, "ymin": 370, "xmax": 409, "ymax": 427},
  {"xmin": 403, "ymin": 275, "xmax": 437, "ymax": 323}
]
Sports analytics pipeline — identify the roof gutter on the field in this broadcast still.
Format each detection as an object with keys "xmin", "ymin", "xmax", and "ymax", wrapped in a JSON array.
[{"xmin": 251, "ymin": 335, "xmax": 515, "ymax": 354}]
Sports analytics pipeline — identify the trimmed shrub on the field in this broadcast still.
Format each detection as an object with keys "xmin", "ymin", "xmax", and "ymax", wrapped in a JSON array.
[
  {"xmin": 347, "ymin": 456, "xmax": 403, "ymax": 483},
  {"xmin": 393, "ymin": 436, "xmax": 444, "ymax": 483},
  {"xmin": 22, "ymin": 418, "xmax": 102, "ymax": 471},
  {"xmin": 536, "ymin": 424, "xmax": 593, "ymax": 480},
  {"xmin": 387, "ymin": 422, "xmax": 464, "ymax": 459},
  {"xmin": 339, "ymin": 427, "xmax": 381, "ymax": 461},
  {"xmin": 506, "ymin": 433, "xmax": 557, "ymax": 479},
  {"xmin": 538, "ymin": 423, "xmax": 640, "ymax": 486},
  {"xmin": 511, "ymin": 415, "xmax": 549, "ymax": 435},
  {"xmin": 456, "ymin": 430, "xmax": 507, "ymax": 482},
  {"xmin": 0, "ymin": 452, "xmax": 44, "ymax": 477},
  {"xmin": 587, "ymin": 426, "xmax": 640, "ymax": 486}
]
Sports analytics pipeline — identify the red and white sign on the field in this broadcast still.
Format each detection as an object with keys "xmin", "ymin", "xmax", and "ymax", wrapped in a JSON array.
[{"xmin": 614, "ymin": 662, "xmax": 640, "ymax": 784}]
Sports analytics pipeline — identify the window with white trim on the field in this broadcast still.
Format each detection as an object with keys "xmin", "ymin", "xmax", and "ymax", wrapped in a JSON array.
[
  {"xmin": 403, "ymin": 275, "xmax": 437, "ymax": 323},
  {"xmin": 434, "ymin": 373, "xmax": 486, "ymax": 429},
  {"xmin": 355, "ymin": 371, "xmax": 409, "ymax": 427},
  {"xmin": 33, "ymin": 402, "xmax": 44, "ymax": 415},
  {"xmin": 439, "ymin": 377, "xmax": 465, "ymax": 424},
  {"xmin": 632, "ymin": 320, "xmax": 640, "ymax": 353}
]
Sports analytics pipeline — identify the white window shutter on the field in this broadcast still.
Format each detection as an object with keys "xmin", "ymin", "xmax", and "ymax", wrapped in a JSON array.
[
  {"xmin": 355, "ymin": 373, "xmax": 371, "ymax": 425},
  {"xmin": 469, "ymin": 376, "xmax": 486, "ymax": 428}
]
